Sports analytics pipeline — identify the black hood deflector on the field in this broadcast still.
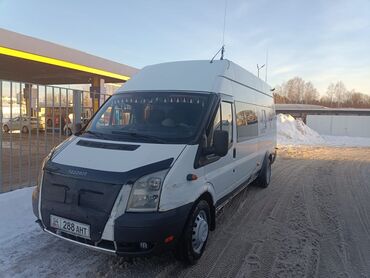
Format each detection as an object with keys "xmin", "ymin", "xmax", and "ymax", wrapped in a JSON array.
[{"xmin": 41, "ymin": 158, "xmax": 173, "ymax": 242}]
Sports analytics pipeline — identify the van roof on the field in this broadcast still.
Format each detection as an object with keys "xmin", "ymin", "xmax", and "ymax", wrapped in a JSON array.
[{"xmin": 116, "ymin": 60, "xmax": 271, "ymax": 96}]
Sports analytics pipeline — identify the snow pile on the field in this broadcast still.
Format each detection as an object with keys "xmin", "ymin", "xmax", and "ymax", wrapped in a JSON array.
[
  {"xmin": 277, "ymin": 113, "xmax": 370, "ymax": 147},
  {"xmin": 277, "ymin": 114, "xmax": 325, "ymax": 146}
]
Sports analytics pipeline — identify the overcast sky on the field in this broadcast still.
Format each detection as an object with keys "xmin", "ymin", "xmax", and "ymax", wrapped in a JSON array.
[{"xmin": 0, "ymin": 0, "xmax": 369, "ymax": 95}]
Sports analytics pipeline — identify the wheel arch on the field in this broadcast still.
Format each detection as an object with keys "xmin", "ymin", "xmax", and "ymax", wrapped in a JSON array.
[{"xmin": 196, "ymin": 191, "xmax": 216, "ymax": 231}]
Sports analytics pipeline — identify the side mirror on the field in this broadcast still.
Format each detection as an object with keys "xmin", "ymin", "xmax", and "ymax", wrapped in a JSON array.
[
  {"xmin": 213, "ymin": 130, "xmax": 229, "ymax": 157},
  {"xmin": 73, "ymin": 123, "xmax": 82, "ymax": 134}
]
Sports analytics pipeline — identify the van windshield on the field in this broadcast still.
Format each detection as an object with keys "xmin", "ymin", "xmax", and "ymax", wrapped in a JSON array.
[{"xmin": 81, "ymin": 92, "xmax": 210, "ymax": 144}]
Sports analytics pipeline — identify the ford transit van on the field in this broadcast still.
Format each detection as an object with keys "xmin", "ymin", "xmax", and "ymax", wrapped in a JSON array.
[{"xmin": 32, "ymin": 60, "xmax": 276, "ymax": 264}]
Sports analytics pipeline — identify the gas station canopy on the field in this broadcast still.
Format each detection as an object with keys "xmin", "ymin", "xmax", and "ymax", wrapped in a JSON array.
[{"xmin": 0, "ymin": 28, "xmax": 138, "ymax": 85}]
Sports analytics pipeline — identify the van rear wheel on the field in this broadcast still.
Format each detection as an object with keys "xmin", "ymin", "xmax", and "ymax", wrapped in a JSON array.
[{"xmin": 175, "ymin": 200, "xmax": 210, "ymax": 264}]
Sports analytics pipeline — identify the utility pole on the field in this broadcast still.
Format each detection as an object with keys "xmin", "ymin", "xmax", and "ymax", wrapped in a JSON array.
[
  {"xmin": 265, "ymin": 49, "xmax": 269, "ymax": 82},
  {"xmin": 257, "ymin": 64, "xmax": 265, "ymax": 78}
]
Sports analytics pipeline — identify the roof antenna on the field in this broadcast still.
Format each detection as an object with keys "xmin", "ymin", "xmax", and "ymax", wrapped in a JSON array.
[
  {"xmin": 210, "ymin": 0, "xmax": 228, "ymax": 63},
  {"xmin": 210, "ymin": 46, "xmax": 225, "ymax": 63}
]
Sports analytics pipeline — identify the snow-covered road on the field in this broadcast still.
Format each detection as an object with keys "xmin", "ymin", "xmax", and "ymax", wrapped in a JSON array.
[{"xmin": 1, "ymin": 146, "xmax": 370, "ymax": 277}]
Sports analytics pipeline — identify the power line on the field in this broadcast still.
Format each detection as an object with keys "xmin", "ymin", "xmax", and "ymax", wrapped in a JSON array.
[{"xmin": 265, "ymin": 49, "xmax": 269, "ymax": 82}]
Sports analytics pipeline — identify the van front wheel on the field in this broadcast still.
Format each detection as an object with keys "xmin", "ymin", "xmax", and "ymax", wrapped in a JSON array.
[{"xmin": 175, "ymin": 200, "xmax": 210, "ymax": 264}]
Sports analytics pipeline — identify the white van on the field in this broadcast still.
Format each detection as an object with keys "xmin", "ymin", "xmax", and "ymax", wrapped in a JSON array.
[{"xmin": 32, "ymin": 60, "xmax": 276, "ymax": 264}]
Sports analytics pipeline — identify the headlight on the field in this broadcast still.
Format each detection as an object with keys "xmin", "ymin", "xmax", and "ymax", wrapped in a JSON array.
[{"xmin": 126, "ymin": 169, "xmax": 168, "ymax": 212}]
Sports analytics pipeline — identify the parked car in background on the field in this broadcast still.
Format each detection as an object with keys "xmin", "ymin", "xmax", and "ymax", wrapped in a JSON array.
[{"xmin": 3, "ymin": 116, "xmax": 44, "ymax": 133}]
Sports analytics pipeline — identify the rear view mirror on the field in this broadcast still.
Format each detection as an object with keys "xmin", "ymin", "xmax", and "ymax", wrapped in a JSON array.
[{"xmin": 213, "ymin": 130, "xmax": 229, "ymax": 157}]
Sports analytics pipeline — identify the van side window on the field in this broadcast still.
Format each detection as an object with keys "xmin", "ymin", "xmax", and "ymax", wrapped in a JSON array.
[
  {"xmin": 206, "ymin": 101, "xmax": 233, "ymax": 152},
  {"xmin": 221, "ymin": 102, "xmax": 233, "ymax": 145},
  {"xmin": 235, "ymin": 101, "xmax": 258, "ymax": 141}
]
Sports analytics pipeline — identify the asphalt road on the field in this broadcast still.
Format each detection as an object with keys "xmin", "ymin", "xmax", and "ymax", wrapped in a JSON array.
[{"xmin": 1, "ymin": 147, "xmax": 370, "ymax": 277}]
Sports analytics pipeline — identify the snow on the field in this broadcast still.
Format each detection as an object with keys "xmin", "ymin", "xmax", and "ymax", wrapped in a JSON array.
[
  {"xmin": 322, "ymin": 135, "xmax": 370, "ymax": 147},
  {"xmin": 0, "ymin": 187, "xmax": 36, "ymax": 244},
  {"xmin": 277, "ymin": 114, "xmax": 325, "ymax": 146},
  {"xmin": 277, "ymin": 113, "xmax": 370, "ymax": 147},
  {"xmin": 0, "ymin": 187, "xmax": 173, "ymax": 278},
  {"xmin": 0, "ymin": 114, "xmax": 369, "ymax": 277}
]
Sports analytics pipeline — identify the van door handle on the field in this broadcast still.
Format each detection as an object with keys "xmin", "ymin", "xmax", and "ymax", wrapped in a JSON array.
[{"xmin": 233, "ymin": 148, "xmax": 236, "ymax": 158}]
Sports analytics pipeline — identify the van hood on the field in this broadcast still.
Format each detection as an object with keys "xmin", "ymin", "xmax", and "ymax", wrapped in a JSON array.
[{"xmin": 52, "ymin": 136, "xmax": 186, "ymax": 173}]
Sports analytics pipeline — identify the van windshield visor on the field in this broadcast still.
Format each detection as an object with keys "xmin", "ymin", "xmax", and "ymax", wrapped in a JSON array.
[{"xmin": 81, "ymin": 92, "xmax": 210, "ymax": 144}]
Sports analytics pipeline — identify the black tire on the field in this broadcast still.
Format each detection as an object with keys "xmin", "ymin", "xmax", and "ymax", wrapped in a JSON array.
[
  {"xmin": 3, "ymin": 125, "xmax": 9, "ymax": 133},
  {"xmin": 255, "ymin": 156, "xmax": 272, "ymax": 188},
  {"xmin": 175, "ymin": 200, "xmax": 211, "ymax": 265},
  {"xmin": 22, "ymin": 126, "xmax": 29, "ymax": 134}
]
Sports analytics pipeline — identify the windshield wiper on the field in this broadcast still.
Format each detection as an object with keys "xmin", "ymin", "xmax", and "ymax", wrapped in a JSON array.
[
  {"xmin": 111, "ymin": 131, "xmax": 167, "ymax": 143},
  {"xmin": 81, "ymin": 130, "xmax": 107, "ymax": 139}
]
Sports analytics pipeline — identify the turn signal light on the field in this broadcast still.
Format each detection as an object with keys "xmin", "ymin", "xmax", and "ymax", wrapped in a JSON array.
[
  {"xmin": 164, "ymin": 235, "xmax": 174, "ymax": 244},
  {"xmin": 186, "ymin": 174, "xmax": 198, "ymax": 181}
]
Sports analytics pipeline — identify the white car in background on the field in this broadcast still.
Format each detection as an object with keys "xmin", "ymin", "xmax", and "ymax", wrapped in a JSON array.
[{"xmin": 3, "ymin": 116, "xmax": 44, "ymax": 133}]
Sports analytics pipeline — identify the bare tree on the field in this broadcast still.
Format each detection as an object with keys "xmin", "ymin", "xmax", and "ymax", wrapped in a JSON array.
[
  {"xmin": 274, "ymin": 78, "xmax": 370, "ymax": 108},
  {"xmin": 333, "ymin": 81, "xmax": 347, "ymax": 107},
  {"xmin": 326, "ymin": 83, "xmax": 336, "ymax": 106},
  {"xmin": 303, "ymin": 81, "xmax": 318, "ymax": 104},
  {"xmin": 279, "ymin": 77, "xmax": 305, "ymax": 103},
  {"xmin": 276, "ymin": 77, "xmax": 317, "ymax": 104}
]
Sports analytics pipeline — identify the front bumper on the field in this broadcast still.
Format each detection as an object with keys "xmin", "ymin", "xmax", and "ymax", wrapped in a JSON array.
[
  {"xmin": 37, "ymin": 202, "xmax": 193, "ymax": 256},
  {"xmin": 32, "ymin": 186, "xmax": 40, "ymax": 219}
]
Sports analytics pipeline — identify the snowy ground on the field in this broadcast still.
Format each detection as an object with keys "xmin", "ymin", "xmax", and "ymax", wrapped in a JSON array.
[
  {"xmin": 1, "ymin": 146, "xmax": 370, "ymax": 277},
  {"xmin": 277, "ymin": 113, "xmax": 370, "ymax": 147},
  {"xmin": 1, "ymin": 114, "xmax": 370, "ymax": 277}
]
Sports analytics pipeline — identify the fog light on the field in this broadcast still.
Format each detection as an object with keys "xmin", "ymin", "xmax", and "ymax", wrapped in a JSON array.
[{"xmin": 139, "ymin": 242, "xmax": 148, "ymax": 249}]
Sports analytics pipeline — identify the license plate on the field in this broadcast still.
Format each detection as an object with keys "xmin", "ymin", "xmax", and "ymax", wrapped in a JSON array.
[{"xmin": 50, "ymin": 215, "xmax": 90, "ymax": 239}]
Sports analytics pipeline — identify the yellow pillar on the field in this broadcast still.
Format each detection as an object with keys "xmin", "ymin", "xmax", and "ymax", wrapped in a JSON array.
[{"xmin": 90, "ymin": 77, "xmax": 105, "ymax": 113}]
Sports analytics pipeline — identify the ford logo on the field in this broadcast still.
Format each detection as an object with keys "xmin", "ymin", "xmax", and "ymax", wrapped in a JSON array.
[{"xmin": 68, "ymin": 169, "xmax": 88, "ymax": 176}]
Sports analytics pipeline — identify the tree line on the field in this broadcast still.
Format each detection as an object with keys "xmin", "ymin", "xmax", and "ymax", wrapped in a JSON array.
[{"xmin": 273, "ymin": 77, "xmax": 370, "ymax": 108}]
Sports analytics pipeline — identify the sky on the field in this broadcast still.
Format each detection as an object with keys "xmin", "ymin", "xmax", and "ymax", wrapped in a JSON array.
[{"xmin": 0, "ymin": 0, "xmax": 369, "ymax": 95}]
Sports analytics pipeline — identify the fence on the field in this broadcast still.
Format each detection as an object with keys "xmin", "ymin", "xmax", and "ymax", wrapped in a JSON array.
[
  {"xmin": 0, "ymin": 80, "xmax": 110, "ymax": 193},
  {"xmin": 307, "ymin": 114, "xmax": 370, "ymax": 137}
]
